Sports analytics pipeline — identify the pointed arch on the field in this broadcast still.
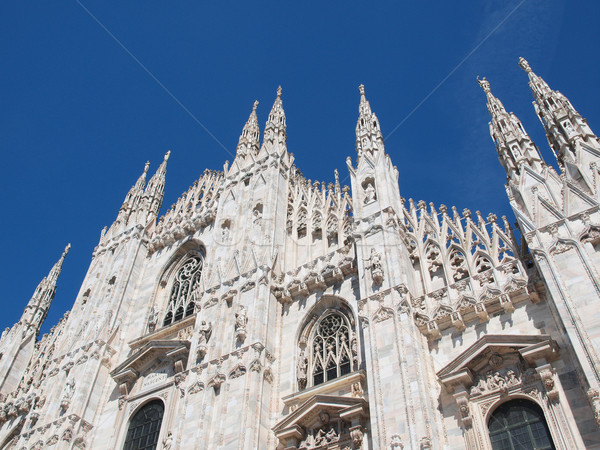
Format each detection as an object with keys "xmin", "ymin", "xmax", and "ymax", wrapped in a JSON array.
[
  {"xmin": 297, "ymin": 207, "xmax": 308, "ymax": 238},
  {"xmin": 474, "ymin": 251, "xmax": 494, "ymax": 274},
  {"xmin": 296, "ymin": 296, "xmax": 357, "ymax": 391},
  {"xmin": 154, "ymin": 239, "xmax": 206, "ymax": 328},
  {"xmin": 326, "ymin": 215, "xmax": 339, "ymax": 247},
  {"xmin": 448, "ymin": 245, "xmax": 469, "ymax": 281}
]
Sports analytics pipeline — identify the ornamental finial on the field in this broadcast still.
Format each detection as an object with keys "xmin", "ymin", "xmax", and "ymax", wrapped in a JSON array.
[
  {"xmin": 252, "ymin": 100, "xmax": 259, "ymax": 112},
  {"xmin": 518, "ymin": 57, "xmax": 532, "ymax": 73},
  {"xmin": 164, "ymin": 150, "xmax": 171, "ymax": 161},
  {"xmin": 358, "ymin": 84, "xmax": 365, "ymax": 97},
  {"xmin": 477, "ymin": 76, "xmax": 491, "ymax": 94},
  {"xmin": 277, "ymin": 86, "xmax": 282, "ymax": 98}
]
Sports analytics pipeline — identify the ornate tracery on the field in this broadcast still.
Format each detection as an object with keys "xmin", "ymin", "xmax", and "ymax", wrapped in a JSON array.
[
  {"xmin": 309, "ymin": 312, "xmax": 354, "ymax": 387},
  {"xmin": 163, "ymin": 255, "xmax": 202, "ymax": 326}
]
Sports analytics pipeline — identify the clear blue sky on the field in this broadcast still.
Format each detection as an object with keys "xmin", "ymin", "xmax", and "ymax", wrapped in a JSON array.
[{"xmin": 1, "ymin": 1, "xmax": 598, "ymax": 335}]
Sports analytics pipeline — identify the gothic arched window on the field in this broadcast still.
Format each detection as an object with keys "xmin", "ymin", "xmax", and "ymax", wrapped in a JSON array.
[
  {"xmin": 163, "ymin": 255, "xmax": 202, "ymax": 327},
  {"xmin": 123, "ymin": 400, "xmax": 164, "ymax": 450},
  {"xmin": 488, "ymin": 399, "xmax": 555, "ymax": 450},
  {"xmin": 310, "ymin": 312, "xmax": 354, "ymax": 387}
]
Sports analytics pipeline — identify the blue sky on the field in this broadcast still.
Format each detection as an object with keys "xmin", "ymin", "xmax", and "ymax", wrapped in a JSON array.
[{"xmin": 1, "ymin": 0, "xmax": 598, "ymax": 335}]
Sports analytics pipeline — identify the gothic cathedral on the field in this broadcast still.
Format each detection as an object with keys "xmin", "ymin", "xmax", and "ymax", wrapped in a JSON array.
[{"xmin": 2, "ymin": 58, "xmax": 600, "ymax": 449}]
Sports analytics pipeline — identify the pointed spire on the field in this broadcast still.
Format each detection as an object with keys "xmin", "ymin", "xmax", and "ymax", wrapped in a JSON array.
[
  {"xmin": 263, "ymin": 86, "xmax": 287, "ymax": 147},
  {"xmin": 478, "ymin": 76, "xmax": 543, "ymax": 179},
  {"xmin": 145, "ymin": 151, "xmax": 170, "ymax": 220},
  {"xmin": 355, "ymin": 84, "xmax": 384, "ymax": 157},
  {"xmin": 519, "ymin": 57, "xmax": 598, "ymax": 166},
  {"xmin": 47, "ymin": 243, "xmax": 70, "ymax": 286},
  {"xmin": 24, "ymin": 244, "xmax": 70, "ymax": 332},
  {"xmin": 134, "ymin": 161, "xmax": 150, "ymax": 191},
  {"xmin": 518, "ymin": 57, "xmax": 552, "ymax": 100},
  {"xmin": 237, "ymin": 100, "xmax": 260, "ymax": 157},
  {"xmin": 121, "ymin": 161, "xmax": 150, "ymax": 213}
]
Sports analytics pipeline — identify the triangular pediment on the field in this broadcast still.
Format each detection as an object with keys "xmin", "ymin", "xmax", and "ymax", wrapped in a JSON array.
[
  {"xmin": 437, "ymin": 334, "xmax": 558, "ymax": 380},
  {"xmin": 110, "ymin": 340, "xmax": 190, "ymax": 383},
  {"xmin": 273, "ymin": 395, "xmax": 368, "ymax": 434}
]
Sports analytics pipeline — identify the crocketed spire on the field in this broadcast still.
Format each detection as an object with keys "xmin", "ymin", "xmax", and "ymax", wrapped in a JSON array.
[
  {"xmin": 237, "ymin": 100, "xmax": 260, "ymax": 157},
  {"xmin": 478, "ymin": 76, "xmax": 543, "ymax": 180},
  {"xmin": 355, "ymin": 84, "xmax": 384, "ymax": 157},
  {"xmin": 145, "ymin": 151, "xmax": 170, "ymax": 220},
  {"xmin": 24, "ymin": 243, "xmax": 70, "ymax": 332},
  {"xmin": 519, "ymin": 57, "xmax": 598, "ymax": 165},
  {"xmin": 263, "ymin": 86, "xmax": 286, "ymax": 146}
]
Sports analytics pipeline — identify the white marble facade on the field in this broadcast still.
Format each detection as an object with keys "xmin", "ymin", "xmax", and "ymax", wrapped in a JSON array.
[{"xmin": 2, "ymin": 59, "xmax": 600, "ymax": 449}]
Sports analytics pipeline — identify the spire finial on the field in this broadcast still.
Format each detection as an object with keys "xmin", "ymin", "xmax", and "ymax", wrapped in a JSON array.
[
  {"xmin": 477, "ymin": 76, "xmax": 491, "ymax": 94},
  {"xmin": 358, "ymin": 84, "xmax": 365, "ymax": 98},
  {"xmin": 277, "ymin": 86, "xmax": 282, "ymax": 98},
  {"xmin": 164, "ymin": 150, "xmax": 171, "ymax": 161},
  {"xmin": 252, "ymin": 100, "xmax": 259, "ymax": 112},
  {"xmin": 518, "ymin": 57, "xmax": 532, "ymax": 73},
  {"xmin": 144, "ymin": 161, "xmax": 150, "ymax": 173},
  {"xmin": 63, "ymin": 243, "xmax": 71, "ymax": 257}
]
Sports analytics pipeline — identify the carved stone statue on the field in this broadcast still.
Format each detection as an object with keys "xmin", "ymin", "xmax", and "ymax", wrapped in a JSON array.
[
  {"xmin": 221, "ymin": 225, "xmax": 230, "ymax": 242},
  {"xmin": 147, "ymin": 307, "xmax": 158, "ymax": 333},
  {"xmin": 364, "ymin": 182, "xmax": 376, "ymax": 204},
  {"xmin": 367, "ymin": 248, "xmax": 384, "ymax": 285},
  {"xmin": 162, "ymin": 431, "xmax": 173, "ymax": 450},
  {"xmin": 297, "ymin": 349, "xmax": 308, "ymax": 390},
  {"xmin": 61, "ymin": 378, "xmax": 75, "ymax": 411},
  {"xmin": 235, "ymin": 306, "xmax": 248, "ymax": 341},
  {"xmin": 197, "ymin": 321, "xmax": 212, "ymax": 360},
  {"xmin": 198, "ymin": 321, "xmax": 212, "ymax": 345},
  {"xmin": 485, "ymin": 371, "xmax": 497, "ymax": 390}
]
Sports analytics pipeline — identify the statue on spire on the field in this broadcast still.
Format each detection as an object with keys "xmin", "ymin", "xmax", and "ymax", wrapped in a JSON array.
[
  {"xmin": 477, "ymin": 76, "xmax": 491, "ymax": 94},
  {"xmin": 518, "ymin": 57, "xmax": 532, "ymax": 73}
]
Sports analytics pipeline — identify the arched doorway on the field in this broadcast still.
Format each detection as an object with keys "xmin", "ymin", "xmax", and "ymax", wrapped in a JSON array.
[
  {"xmin": 488, "ymin": 398, "xmax": 555, "ymax": 450},
  {"xmin": 123, "ymin": 399, "xmax": 165, "ymax": 450}
]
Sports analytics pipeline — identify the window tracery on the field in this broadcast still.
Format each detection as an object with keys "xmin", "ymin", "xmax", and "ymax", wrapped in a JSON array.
[
  {"xmin": 163, "ymin": 255, "xmax": 202, "ymax": 327},
  {"xmin": 305, "ymin": 311, "xmax": 355, "ymax": 388}
]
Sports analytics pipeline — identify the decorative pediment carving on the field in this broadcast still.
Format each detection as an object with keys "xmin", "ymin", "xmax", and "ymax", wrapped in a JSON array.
[
  {"xmin": 438, "ymin": 335, "xmax": 560, "ymax": 429},
  {"xmin": 273, "ymin": 395, "xmax": 369, "ymax": 449},
  {"xmin": 438, "ymin": 334, "xmax": 559, "ymax": 394},
  {"xmin": 110, "ymin": 340, "xmax": 190, "ymax": 394}
]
